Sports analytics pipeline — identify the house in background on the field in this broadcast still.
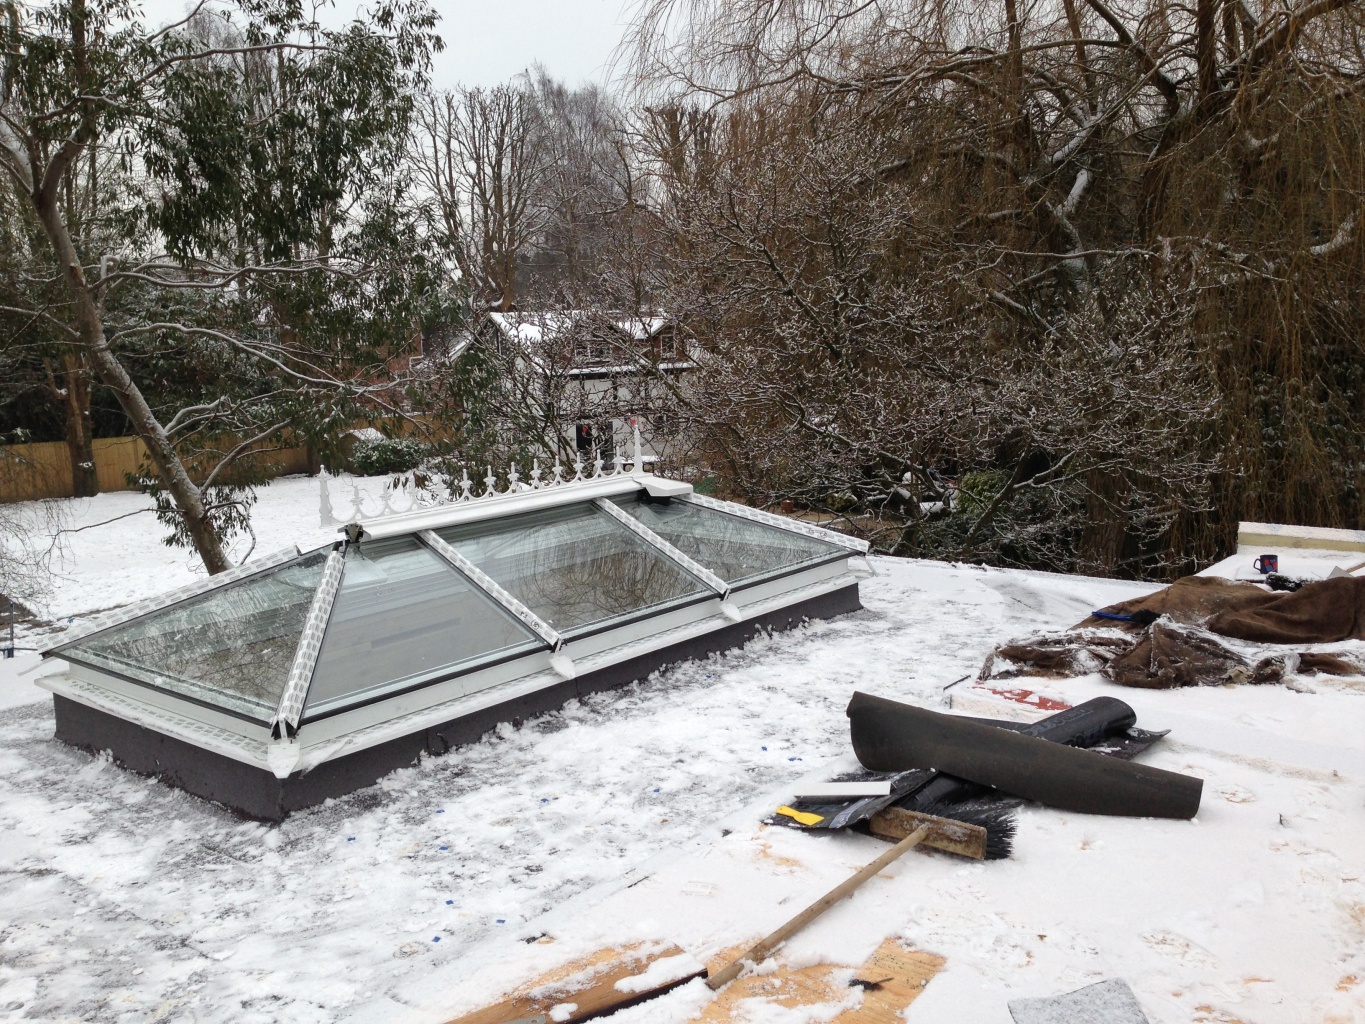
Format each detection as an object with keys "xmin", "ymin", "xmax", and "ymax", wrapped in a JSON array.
[{"xmin": 425, "ymin": 310, "xmax": 696, "ymax": 466}]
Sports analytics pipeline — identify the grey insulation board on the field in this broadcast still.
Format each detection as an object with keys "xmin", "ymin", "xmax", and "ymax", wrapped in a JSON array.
[{"xmin": 1008, "ymin": 979, "xmax": 1150, "ymax": 1024}]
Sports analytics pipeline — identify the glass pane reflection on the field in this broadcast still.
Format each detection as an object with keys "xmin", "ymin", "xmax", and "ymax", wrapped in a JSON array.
[
  {"xmin": 435, "ymin": 503, "xmax": 710, "ymax": 633},
  {"xmin": 616, "ymin": 496, "xmax": 840, "ymax": 585},
  {"xmin": 63, "ymin": 552, "xmax": 328, "ymax": 719},
  {"xmin": 304, "ymin": 537, "xmax": 541, "ymax": 717}
]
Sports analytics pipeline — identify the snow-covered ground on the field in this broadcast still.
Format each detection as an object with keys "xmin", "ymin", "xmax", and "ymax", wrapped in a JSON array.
[{"xmin": 0, "ymin": 477, "xmax": 1362, "ymax": 1023}]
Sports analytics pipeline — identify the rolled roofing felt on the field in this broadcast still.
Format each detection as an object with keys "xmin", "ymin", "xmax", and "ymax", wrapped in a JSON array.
[
  {"xmin": 778, "ymin": 696, "xmax": 1151, "ymax": 833},
  {"xmin": 847, "ymin": 692, "xmax": 1203, "ymax": 819}
]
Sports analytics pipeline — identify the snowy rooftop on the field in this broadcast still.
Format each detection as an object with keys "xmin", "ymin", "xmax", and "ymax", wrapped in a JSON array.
[
  {"xmin": 1, "ymin": 477, "xmax": 1362, "ymax": 1022},
  {"xmin": 487, "ymin": 311, "xmax": 672, "ymax": 345}
]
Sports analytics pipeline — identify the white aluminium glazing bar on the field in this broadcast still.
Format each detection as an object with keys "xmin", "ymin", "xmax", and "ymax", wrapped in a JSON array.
[
  {"xmin": 418, "ymin": 530, "xmax": 564, "ymax": 651},
  {"xmin": 592, "ymin": 497, "xmax": 732, "ymax": 599},
  {"xmin": 272, "ymin": 544, "xmax": 347, "ymax": 736},
  {"xmin": 679, "ymin": 492, "xmax": 871, "ymax": 553},
  {"xmin": 45, "ymin": 545, "xmax": 305, "ymax": 655}
]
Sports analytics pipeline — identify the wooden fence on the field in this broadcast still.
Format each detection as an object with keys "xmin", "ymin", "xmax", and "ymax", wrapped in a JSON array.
[{"xmin": 0, "ymin": 436, "xmax": 313, "ymax": 503}]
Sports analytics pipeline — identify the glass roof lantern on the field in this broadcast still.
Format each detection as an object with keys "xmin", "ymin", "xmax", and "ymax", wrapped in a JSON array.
[{"xmin": 39, "ymin": 457, "xmax": 869, "ymax": 819}]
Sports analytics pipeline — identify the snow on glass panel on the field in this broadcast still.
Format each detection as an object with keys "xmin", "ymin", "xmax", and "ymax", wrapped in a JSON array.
[
  {"xmin": 303, "ymin": 536, "xmax": 541, "ymax": 718},
  {"xmin": 61, "ymin": 552, "xmax": 328, "ymax": 720},
  {"xmin": 616, "ymin": 496, "xmax": 841, "ymax": 585},
  {"xmin": 435, "ymin": 503, "xmax": 710, "ymax": 634}
]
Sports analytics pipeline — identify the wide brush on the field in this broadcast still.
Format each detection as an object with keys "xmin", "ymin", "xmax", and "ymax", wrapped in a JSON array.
[{"xmin": 867, "ymin": 796, "xmax": 1018, "ymax": 860}]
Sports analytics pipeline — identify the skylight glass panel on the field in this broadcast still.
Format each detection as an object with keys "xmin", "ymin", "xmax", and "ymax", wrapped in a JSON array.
[
  {"xmin": 614, "ymin": 495, "xmax": 843, "ymax": 585},
  {"xmin": 58, "ymin": 551, "xmax": 328, "ymax": 720},
  {"xmin": 435, "ymin": 503, "xmax": 711, "ymax": 634},
  {"xmin": 303, "ymin": 537, "xmax": 543, "ymax": 719}
]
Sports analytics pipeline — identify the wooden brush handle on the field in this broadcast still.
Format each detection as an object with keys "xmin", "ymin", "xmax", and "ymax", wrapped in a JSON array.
[{"xmin": 706, "ymin": 825, "xmax": 930, "ymax": 991}]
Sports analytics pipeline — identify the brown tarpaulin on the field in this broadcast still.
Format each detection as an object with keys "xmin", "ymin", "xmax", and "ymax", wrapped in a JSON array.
[
  {"xmin": 983, "ymin": 576, "xmax": 1365, "ymax": 689},
  {"xmin": 1076, "ymin": 575, "xmax": 1365, "ymax": 643}
]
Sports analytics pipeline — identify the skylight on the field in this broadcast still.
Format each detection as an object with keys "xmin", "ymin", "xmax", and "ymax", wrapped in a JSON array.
[
  {"xmin": 60, "ymin": 550, "xmax": 329, "ymax": 721},
  {"xmin": 433, "ymin": 502, "xmax": 713, "ymax": 636},
  {"xmin": 303, "ymin": 536, "xmax": 543, "ymax": 720},
  {"xmin": 613, "ymin": 494, "xmax": 843, "ymax": 587},
  {"xmin": 40, "ymin": 467, "xmax": 869, "ymax": 819}
]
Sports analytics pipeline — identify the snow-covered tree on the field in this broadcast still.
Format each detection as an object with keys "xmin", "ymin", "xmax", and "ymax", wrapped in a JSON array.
[
  {"xmin": 627, "ymin": 0, "xmax": 1365, "ymax": 575},
  {"xmin": 0, "ymin": 0, "xmax": 446, "ymax": 573}
]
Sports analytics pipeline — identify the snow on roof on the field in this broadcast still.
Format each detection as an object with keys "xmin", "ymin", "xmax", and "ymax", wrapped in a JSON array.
[
  {"xmin": 1, "ymin": 477, "xmax": 1360, "ymax": 1022},
  {"xmin": 486, "ymin": 310, "xmax": 671, "ymax": 346},
  {"xmin": 418, "ymin": 312, "xmax": 675, "ymax": 367}
]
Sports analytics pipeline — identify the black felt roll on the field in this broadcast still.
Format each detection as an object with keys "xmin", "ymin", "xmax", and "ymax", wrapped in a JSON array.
[{"xmin": 847, "ymin": 691, "xmax": 1202, "ymax": 819}]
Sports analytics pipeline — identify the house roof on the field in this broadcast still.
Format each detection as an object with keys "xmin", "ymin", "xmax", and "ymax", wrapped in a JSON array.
[
  {"xmin": 486, "ymin": 311, "xmax": 672, "ymax": 346},
  {"xmin": 423, "ymin": 311, "xmax": 680, "ymax": 366},
  {"xmin": 5, "ymin": 481, "xmax": 1358, "ymax": 1022},
  {"xmin": 4, "ymin": 510, "xmax": 1358, "ymax": 1021}
]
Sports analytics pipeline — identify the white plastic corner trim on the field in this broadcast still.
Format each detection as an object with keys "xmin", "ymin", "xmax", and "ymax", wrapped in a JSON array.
[
  {"xmin": 271, "ymin": 545, "xmax": 347, "ymax": 735},
  {"xmin": 44, "ymin": 545, "xmax": 306, "ymax": 655},
  {"xmin": 418, "ymin": 530, "xmax": 563, "ymax": 651},
  {"xmin": 679, "ymin": 493, "xmax": 871, "ymax": 553},
  {"xmin": 266, "ymin": 738, "xmax": 302, "ymax": 779},
  {"xmin": 592, "ymin": 497, "xmax": 732, "ymax": 598}
]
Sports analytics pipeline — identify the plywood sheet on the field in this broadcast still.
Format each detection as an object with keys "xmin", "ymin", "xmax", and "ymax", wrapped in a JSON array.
[
  {"xmin": 446, "ymin": 942, "xmax": 704, "ymax": 1024},
  {"xmin": 698, "ymin": 937, "xmax": 945, "ymax": 1023}
]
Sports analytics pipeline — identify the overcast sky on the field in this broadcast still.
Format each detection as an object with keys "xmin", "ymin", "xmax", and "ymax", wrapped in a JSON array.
[
  {"xmin": 142, "ymin": 0, "xmax": 637, "ymax": 91},
  {"xmin": 419, "ymin": 0, "xmax": 634, "ymax": 90}
]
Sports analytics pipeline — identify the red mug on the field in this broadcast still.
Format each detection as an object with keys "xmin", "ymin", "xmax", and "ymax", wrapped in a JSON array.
[{"xmin": 1253, "ymin": 554, "xmax": 1278, "ymax": 574}]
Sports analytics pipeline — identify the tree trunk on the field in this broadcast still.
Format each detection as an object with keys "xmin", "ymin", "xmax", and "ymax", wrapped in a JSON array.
[
  {"xmin": 43, "ymin": 350, "xmax": 99, "ymax": 497},
  {"xmin": 32, "ymin": 194, "xmax": 231, "ymax": 574},
  {"xmin": 59, "ymin": 351, "xmax": 98, "ymax": 497},
  {"xmin": 1079, "ymin": 468, "xmax": 1129, "ymax": 574},
  {"xmin": 1195, "ymin": 0, "xmax": 1218, "ymax": 109}
]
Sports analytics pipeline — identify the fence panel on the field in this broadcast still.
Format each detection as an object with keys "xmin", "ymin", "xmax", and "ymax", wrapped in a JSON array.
[
  {"xmin": 1, "ymin": 436, "xmax": 314, "ymax": 503},
  {"xmin": 0, "ymin": 441, "xmax": 73, "ymax": 503},
  {"xmin": 93, "ymin": 437, "xmax": 148, "ymax": 493}
]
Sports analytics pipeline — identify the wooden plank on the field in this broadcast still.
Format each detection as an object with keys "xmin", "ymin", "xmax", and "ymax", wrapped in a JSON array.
[
  {"xmin": 1238, "ymin": 520, "xmax": 1365, "ymax": 553},
  {"xmin": 868, "ymin": 806, "xmax": 988, "ymax": 860},
  {"xmin": 445, "ymin": 942, "xmax": 705, "ymax": 1024},
  {"xmin": 697, "ymin": 936, "xmax": 944, "ymax": 1022}
]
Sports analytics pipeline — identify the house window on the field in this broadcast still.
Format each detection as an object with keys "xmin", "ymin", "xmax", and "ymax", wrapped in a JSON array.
[
  {"xmin": 573, "ymin": 329, "xmax": 617, "ymax": 366},
  {"xmin": 652, "ymin": 327, "xmax": 684, "ymax": 361}
]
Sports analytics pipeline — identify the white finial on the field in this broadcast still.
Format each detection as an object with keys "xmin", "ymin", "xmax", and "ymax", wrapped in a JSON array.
[
  {"xmin": 508, "ymin": 463, "xmax": 521, "ymax": 490},
  {"xmin": 459, "ymin": 468, "xmax": 472, "ymax": 502},
  {"xmin": 484, "ymin": 466, "xmax": 497, "ymax": 496},
  {"xmin": 318, "ymin": 469, "xmax": 335, "ymax": 526},
  {"xmin": 530, "ymin": 460, "xmax": 542, "ymax": 488}
]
